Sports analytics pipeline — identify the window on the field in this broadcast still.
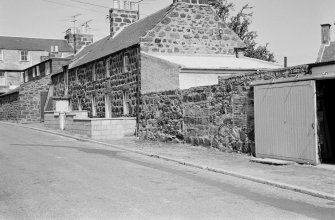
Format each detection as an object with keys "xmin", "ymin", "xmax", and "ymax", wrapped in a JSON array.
[
  {"xmin": 32, "ymin": 68, "xmax": 36, "ymax": 78},
  {"xmin": 45, "ymin": 62, "xmax": 51, "ymax": 75},
  {"xmin": 123, "ymin": 54, "xmax": 130, "ymax": 73},
  {"xmin": 0, "ymin": 72, "xmax": 5, "ymax": 86},
  {"xmin": 105, "ymin": 95, "xmax": 112, "ymax": 118},
  {"xmin": 24, "ymin": 71, "xmax": 28, "ymax": 83},
  {"xmin": 20, "ymin": 72, "xmax": 24, "ymax": 83},
  {"xmin": 106, "ymin": 58, "xmax": 110, "ymax": 78},
  {"xmin": 0, "ymin": 50, "xmax": 3, "ymax": 61},
  {"xmin": 36, "ymin": 66, "xmax": 40, "ymax": 76},
  {"xmin": 92, "ymin": 96, "xmax": 97, "ymax": 117},
  {"xmin": 92, "ymin": 64, "xmax": 96, "ymax": 81},
  {"xmin": 78, "ymin": 98, "xmax": 82, "ymax": 111},
  {"xmin": 123, "ymin": 90, "xmax": 130, "ymax": 115},
  {"xmin": 20, "ymin": 50, "xmax": 29, "ymax": 61}
]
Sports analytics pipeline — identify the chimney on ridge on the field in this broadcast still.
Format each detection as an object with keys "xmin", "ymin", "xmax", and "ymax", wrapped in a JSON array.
[
  {"xmin": 110, "ymin": 0, "xmax": 139, "ymax": 37},
  {"xmin": 321, "ymin": 24, "xmax": 331, "ymax": 45}
]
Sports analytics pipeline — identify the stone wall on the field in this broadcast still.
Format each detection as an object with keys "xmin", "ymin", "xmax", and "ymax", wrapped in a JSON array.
[
  {"xmin": 64, "ymin": 32, "xmax": 93, "ymax": 52},
  {"xmin": 139, "ymin": 65, "xmax": 309, "ymax": 153},
  {"xmin": 0, "ymin": 74, "xmax": 51, "ymax": 123},
  {"xmin": 140, "ymin": 2, "xmax": 244, "ymax": 55},
  {"xmin": 0, "ymin": 92, "xmax": 19, "ymax": 121},
  {"xmin": 109, "ymin": 8, "xmax": 139, "ymax": 37}
]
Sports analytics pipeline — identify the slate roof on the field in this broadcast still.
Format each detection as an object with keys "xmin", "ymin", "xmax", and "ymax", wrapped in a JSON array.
[
  {"xmin": 69, "ymin": 5, "xmax": 174, "ymax": 69},
  {"xmin": 0, "ymin": 36, "xmax": 73, "ymax": 52},
  {"xmin": 0, "ymin": 86, "xmax": 20, "ymax": 97},
  {"xmin": 147, "ymin": 53, "xmax": 283, "ymax": 70},
  {"xmin": 317, "ymin": 41, "xmax": 335, "ymax": 63}
]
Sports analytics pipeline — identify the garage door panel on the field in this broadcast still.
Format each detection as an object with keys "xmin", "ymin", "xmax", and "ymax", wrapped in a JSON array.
[{"xmin": 254, "ymin": 80, "xmax": 318, "ymax": 164}]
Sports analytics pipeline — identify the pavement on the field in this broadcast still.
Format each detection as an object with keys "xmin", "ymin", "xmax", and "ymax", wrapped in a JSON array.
[{"xmin": 2, "ymin": 121, "xmax": 335, "ymax": 202}]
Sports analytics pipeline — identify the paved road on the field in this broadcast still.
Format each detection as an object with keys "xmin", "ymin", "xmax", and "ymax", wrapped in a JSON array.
[{"xmin": 0, "ymin": 124, "xmax": 334, "ymax": 220}]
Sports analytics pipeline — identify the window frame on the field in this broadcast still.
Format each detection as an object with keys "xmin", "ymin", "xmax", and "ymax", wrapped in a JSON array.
[
  {"xmin": 123, "ymin": 90, "xmax": 130, "ymax": 116},
  {"xmin": 123, "ymin": 54, "xmax": 130, "ymax": 73},
  {"xmin": 92, "ymin": 63, "xmax": 96, "ymax": 81},
  {"xmin": 45, "ymin": 62, "xmax": 51, "ymax": 75},
  {"xmin": 36, "ymin": 66, "xmax": 40, "ymax": 76},
  {"xmin": 20, "ymin": 50, "xmax": 29, "ymax": 62},
  {"xmin": 106, "ymin": 58, "xmax": 111, "ymax": 78},
  {"xmin": 92, "ymin": 96, "xmax": 97, "ymax": 117},
  {"xmin": 105, "ymin": 95, "xmax": 112, "ymax": 118},
  {"xmin": 24, "ymin": 71, "xmax": 28, "ymax": 83}
]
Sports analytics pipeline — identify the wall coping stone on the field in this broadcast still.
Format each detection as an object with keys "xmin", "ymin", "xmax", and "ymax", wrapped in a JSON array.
[{"xmin": 74, "ymin": 117, "xmax": 136, "ymax": 122}]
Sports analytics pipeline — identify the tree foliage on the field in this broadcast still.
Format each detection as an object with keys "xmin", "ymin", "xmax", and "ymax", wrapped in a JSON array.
[{"xmin": 209, "ymin": 0, "xmax": 275, "ymax": 62}]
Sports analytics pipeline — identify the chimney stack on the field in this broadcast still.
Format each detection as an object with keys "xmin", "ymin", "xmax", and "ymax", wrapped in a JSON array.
[
  {"xmin": 321, "ymin": 24, "xmax": 331, "ymax": 45},
  {"xmin": 110, "ymin": 0, "xmax": 139, "ymax": 37}
]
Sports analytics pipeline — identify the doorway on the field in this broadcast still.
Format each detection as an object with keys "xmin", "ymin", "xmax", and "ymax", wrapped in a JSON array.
[{"xmin": 317, "ymin": 79, "xmax": 335, "ymax": 164}]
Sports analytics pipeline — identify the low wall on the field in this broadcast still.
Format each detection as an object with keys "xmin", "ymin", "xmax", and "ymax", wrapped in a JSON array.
[
  {"xmin": 139, "ymin": 66, "xmax": 309, "ymax": 153},
  {"xmin": 44, "ymin": 111, "xmax": 136, "ymax": 139}
]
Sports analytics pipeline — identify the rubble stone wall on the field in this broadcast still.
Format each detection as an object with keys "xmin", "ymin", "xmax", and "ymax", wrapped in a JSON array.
[
  {"xmin": 140, "ymin": 2, "xmax": 244, "ymax": 55},
  {"xmin": 109, "ymin": 8, "xmax": 139, "ymax": 37},
  {"xmin": 0, "ymin": 75, "xmax": 51, "ymax": 123},
  {"xmin": 139, "ymin": 66, "xmax": 309, "ymax": 153},
  {"xmin": 0, "ymin": 92, "xmax": 19, "ymax": 121}
]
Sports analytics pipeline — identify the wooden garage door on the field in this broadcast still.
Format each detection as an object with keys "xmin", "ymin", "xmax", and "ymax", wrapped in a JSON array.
[{"xmin": 254, "ymin": 80, "xmax": 318, "ymax": 164}]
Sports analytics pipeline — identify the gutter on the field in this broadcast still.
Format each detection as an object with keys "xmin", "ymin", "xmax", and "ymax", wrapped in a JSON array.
[{"xmin": 251, "ymin": 73, "xmax": 335, "ymax": 87}]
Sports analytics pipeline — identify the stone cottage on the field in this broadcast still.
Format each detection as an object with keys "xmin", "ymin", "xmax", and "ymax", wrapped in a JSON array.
[{"xmin": 45, "ymin": 0, "xmax": 281, "ymax": 139}]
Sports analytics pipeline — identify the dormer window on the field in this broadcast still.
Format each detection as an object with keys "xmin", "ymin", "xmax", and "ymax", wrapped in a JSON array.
[
  {"xmin": 0, "ymin": 49, "xmax": 3, "ymax": 61},
  {"xmin": 20, "ymin": 50, "xmax": 29, "ymax": 61},
  {"xmin": 51, "ymin": 45, "xmax": 59, "ymax": 52}
]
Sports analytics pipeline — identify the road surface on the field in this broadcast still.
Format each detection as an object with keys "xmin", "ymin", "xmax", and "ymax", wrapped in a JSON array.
[{"xmin": 0, "ymin": 123, "xmax": 334, "ymax": 219}]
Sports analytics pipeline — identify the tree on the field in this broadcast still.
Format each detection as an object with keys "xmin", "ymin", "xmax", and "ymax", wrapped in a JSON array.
[{"xmin": 209, "ymin": 0, "xmax": 275, "ymax": 62}]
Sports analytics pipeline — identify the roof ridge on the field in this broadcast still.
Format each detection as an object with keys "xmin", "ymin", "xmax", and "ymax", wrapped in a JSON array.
[{"xmin": 0, "ymin": 35, "xmax": 67, "ymax": 41}]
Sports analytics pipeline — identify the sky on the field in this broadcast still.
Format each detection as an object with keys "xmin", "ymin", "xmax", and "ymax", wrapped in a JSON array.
[{"xmin": 1, "ymin": 0, "xmax": 335, "ymax": 66}]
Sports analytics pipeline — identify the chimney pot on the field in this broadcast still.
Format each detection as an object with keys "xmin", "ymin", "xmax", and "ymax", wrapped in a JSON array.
[{"xmin": 321, "ymin": 24, "xmax": 331, "ymax": 45}]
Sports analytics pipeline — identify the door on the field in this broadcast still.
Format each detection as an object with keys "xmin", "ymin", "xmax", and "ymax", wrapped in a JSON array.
[
  {"xmin": 254, "ymin": 80, "xmax": 318, "ymax": 164},
  {"xmin": 40, "ymin": 91, "xmax": 48, "ymax": 122}
]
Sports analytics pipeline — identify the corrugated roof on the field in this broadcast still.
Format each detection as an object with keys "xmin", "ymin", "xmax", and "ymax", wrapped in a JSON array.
[
  {"xmin": 0, "ymin": 36, "xmax": 73, "ymax": 52},
  {"xmin": 69, "ymin": 5, "xmax": 173, "ymax": 69},
  {"xmin": 145, "ymin": 53, "xmax": 283, "ymax": 70}
]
